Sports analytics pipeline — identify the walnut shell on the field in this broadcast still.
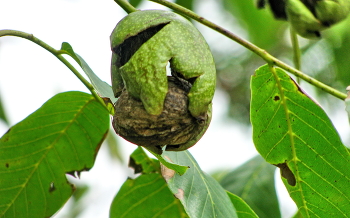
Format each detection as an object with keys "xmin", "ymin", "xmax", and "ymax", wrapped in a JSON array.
[{"xmin": 112, "ymin": 77, "xmax": 211, "ymax": 154}]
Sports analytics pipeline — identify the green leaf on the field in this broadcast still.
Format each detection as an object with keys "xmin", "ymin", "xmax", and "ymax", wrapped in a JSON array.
[
  {"xmin": 326, "ymin": 20, "xmax": 350, "ymax": 89},
  {"xmin": 146, "ymin": 148, "xmax": 189, "ymax": 176},
  {"xmin": 162, "ymin": 150, "xmax": 238, "ymax": 218},
  {"xmin": 175, "ymin": 0, "xmax": 194, "ymax": 11},
  {"xmin": 292, "ymin": 210, "xmax": 304, "ymax": 218},
  {"xmin": 129, "ymin": 147, "xmax": 160, "ymax": 174},
  {"xmin": 111, "ymin": 147, "xmax": 187, "ymax": 218},
  {"xmin": 210, "ymin": 169, "xmax": 230, "ymax": 182},
  {"xmin": 0, "ymin": 91, "xmax": 110, "ymax": 218},
  {"xmin": 251, "ymin": 65, "xmax": 350, "ymax": 217},
  {"xmin": 220, "ymin": 155, "xmax": 280, "ymax": 218},
  {"xmin": 60, "ymin": 42, "xmax": 117, "ymax": 104},
  {"xmin": 110, "ymin": 173, "xmax": 188, "ymax": 218},
  {"xmin": 105, "ymin": 129, "xmax": 124, "ymax": 163},
  {"xmin": 226, "ymin": 191, "xmax": 259, "ymax": 218},
  {"xmin": 129, "ymin": 0, "xmax": 143, "ymax": 7}
]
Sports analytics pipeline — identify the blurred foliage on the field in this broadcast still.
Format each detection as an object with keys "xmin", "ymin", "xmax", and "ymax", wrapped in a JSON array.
[
  {"xmin": 217, "ymin": 155, "xmax": 280, "ymax": 218},
  {"xmin": 0, "ymin": 91, "xmax": 8, "ymax": 125},
  {"xmin": 62, "ymin": 184, "xmax": 89, "ymax": 218},
  {"xmin": 221, "ymin": 0, "xmax": 285, "ymax": 48},
  {"xmin": 129, "ymin": 0, "xmax": 143, "ymax": 8},
  {"xmin": 321, "ymin": 18, "xmax": 350, "ymax": 91},
  {"xmin": 216, "ymin": 0, "xmax": 284, "ymax": 124},
  {"xmin": 174, "ymin": 0, "xmax": 193, "ymax": 11},
  {"xmin": 105, "ymin": 128, "xmax": 124, "ymax": 163}
]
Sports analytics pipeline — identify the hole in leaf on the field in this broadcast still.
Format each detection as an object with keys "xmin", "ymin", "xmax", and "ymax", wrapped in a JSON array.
[
  {"xmin": 49, "ymin": 182, "xmax": 56, "ymax": 193},
  {"xmin": 275, "ymin": 162, "xmax": 296, "ymax": 186},
  {"xmin": 114, "ymin": 22, "xmax": 170, "ymax": 67},
  {"xmin": 129, "ymin": 156, "xmax": 143, "ymax": 174}
]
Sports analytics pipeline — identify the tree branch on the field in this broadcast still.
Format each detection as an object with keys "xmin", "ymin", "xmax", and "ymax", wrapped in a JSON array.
[
  {"xmin": 113, "ymin": 0, "xmax": 138, "ymax": 14},
  {"xmin": 0, "ymin": 29, "xmax": 108, "ymax": 109},
  {"xmin": 148, "ymin": 0, "xmax": 347, "ymax": 100}
]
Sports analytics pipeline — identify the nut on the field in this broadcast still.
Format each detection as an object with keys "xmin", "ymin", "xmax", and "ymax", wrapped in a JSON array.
[
  {"xmin": 112, "ymin": 77, "xmax": 211, "ymax": 154},
  {"xmin": 111, "ymin": 10, "xmax": 216, "ymax": 118}
]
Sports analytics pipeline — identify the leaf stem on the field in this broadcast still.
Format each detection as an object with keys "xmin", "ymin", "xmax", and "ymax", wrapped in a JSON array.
[
  {"xmin": 290, "ymin": 29, "xmax": 301, "ymax": 71},
  {"xmin": 290, "ymin": 28, "xmax": 301, "ymax": 83},
  {"xmin": 149, "ymin": 0, "xmax": 347, "ymax": 100},
  {"xmin": 150, "ymin": 0, "xmax": 267, "ymax": 59},
  {"xmin": 113, "ymin": 0, "xmax": 138, "ymax": 14},
  {"xmin": 0, "ymin": 29, "xmax": 107, "ymax": 108},
  {"xmin": 272, "ymin": 59, "xmax": 347, "ymax": 99}
]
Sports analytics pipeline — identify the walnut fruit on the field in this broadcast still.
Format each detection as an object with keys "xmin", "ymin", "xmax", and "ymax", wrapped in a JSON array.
[{"xmin": 112, "ymin": 77, "xmax": 211, "ymax": 154}]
